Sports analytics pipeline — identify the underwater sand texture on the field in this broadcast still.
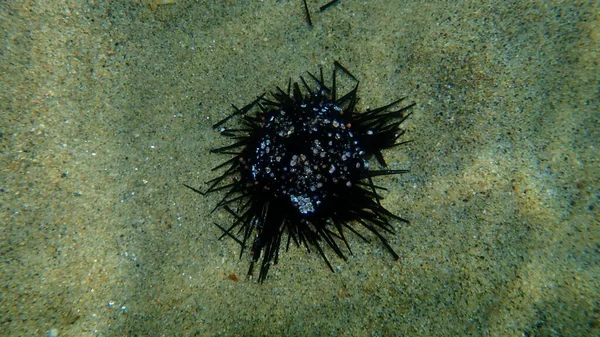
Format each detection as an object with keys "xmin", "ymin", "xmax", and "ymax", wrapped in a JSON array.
[{"xmin": 1, "ymin": 1, "xmax": 598, "ymax": 336}]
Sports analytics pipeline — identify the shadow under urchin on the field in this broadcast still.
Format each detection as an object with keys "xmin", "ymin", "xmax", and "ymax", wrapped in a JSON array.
[{"xmin": 185, "ymin": 62, "xmax": 414, "ymax": 282}]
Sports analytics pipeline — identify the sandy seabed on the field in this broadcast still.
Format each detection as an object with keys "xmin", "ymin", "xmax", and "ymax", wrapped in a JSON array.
[{"xmin": 1, "ymin": 1, "xmax": 598, "ymax": 336}]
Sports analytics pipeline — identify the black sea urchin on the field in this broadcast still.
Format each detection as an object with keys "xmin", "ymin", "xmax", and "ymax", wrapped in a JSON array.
[{"xmin": 185, "ymin": 63, "xmax": 414, "ymax": 281}]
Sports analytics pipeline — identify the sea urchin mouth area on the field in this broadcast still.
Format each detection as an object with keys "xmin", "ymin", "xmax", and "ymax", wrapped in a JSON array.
[{"xmin": 245, "ymin": 101, "xmax": 366, "ymax": 215}]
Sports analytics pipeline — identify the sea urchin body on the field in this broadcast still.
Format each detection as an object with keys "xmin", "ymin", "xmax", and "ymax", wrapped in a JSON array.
[{"xmin": 185, "ymin": 63, "xmax": 414, "ymax": 281}]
